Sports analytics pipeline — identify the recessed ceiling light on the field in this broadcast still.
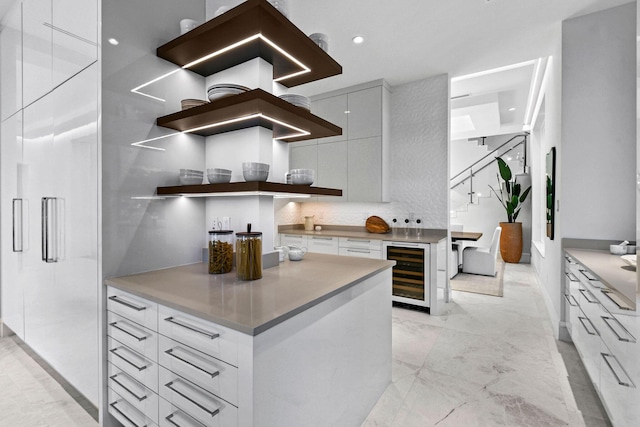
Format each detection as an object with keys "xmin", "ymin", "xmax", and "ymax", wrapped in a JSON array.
[
  {"xmin": 508, "ymin": 107, "xmax": 516, "ymax": 111},
  {"xmin": 108, "ymin": 38, "xmax": 119, "ymax": 46},
  {"xmin": 352, "ymin": 36, "xmax": 364, "ymax": 44}
]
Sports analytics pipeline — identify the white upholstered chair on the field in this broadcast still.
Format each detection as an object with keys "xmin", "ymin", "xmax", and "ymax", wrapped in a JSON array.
[
  {"xmin": 462, "ymin": 226, "xmax": 502, "ymax": 276},
  {"xmin": 449, "ymin": 224, "xmax": 463, "ymax": 278}
]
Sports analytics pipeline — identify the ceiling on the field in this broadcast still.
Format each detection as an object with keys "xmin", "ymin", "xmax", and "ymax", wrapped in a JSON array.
[{"xmin": 1, "ymin": 0, "xmax": 633, "ymax": 139}]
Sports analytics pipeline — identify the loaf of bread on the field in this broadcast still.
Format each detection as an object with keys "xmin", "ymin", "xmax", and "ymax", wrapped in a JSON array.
[{"xmin": 365, "ymin": 216, "xmax": 391, "ymax": 234}]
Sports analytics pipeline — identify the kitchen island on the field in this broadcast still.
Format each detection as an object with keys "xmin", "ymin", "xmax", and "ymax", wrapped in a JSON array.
[{"xmin": 105, "ymin": 253, "xmax": 394, "ymax": 427}]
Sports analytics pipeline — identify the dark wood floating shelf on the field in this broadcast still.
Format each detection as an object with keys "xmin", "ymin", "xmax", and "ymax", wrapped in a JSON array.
[
  {"xmin": 157, "ymin": 182, "xmax": 343, "ymax": 197},
  {"xmin": 156, "ymin": 0, "xmax": 342, "ymax": 87},
  {"xmin": 156, "ymin": 89, "xmax": 342, "ymax": 142}
]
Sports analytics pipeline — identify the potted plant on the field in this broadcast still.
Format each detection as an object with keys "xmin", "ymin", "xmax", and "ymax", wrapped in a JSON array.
[{"xmin": 489, "ymin": 157, "xmax": 531, "ymax": 263}]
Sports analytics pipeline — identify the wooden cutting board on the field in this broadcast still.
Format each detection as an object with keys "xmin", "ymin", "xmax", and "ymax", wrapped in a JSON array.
[{"xmin": 365, "ymin": 216, "xmax": 391, "ymax": 234}]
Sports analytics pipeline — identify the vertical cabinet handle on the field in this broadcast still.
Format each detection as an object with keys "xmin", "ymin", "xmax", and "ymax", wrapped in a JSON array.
[
  {"xmin": 165, "ymin": 348, "xmax": 219, "ymax": 378},
  {"xmin": 164, "ymin": 317, "xmax": 219, "ymax": 340},
  {"xmin": 109, "ymin": 321, "xmax": 147, "ymax": 342},
  {"xmin": 41, "ymin": 197, "xmax": 59, "ymax": 263},
  {"xmin": 601, "ymin": 316, "xmax": 636, "ymax": 343},
  {"xmin": 166, "ymin": 410, "xmax": 207, "ymax": 427},
  {"xmin": 12, "ymin": 198, "xmax": 23, "ymax": 252},
  {"xmin": 563, "ymin": 294, "xmax": 578, "ymax": 307},
  {"xmin": 601, "ymin": 353, "xmax": 635, "ymax": 388},
  {"xmin": 109, "ymin": 347, "xmax": 148, "ymax": 371},
  {"xmin": 578, "ymin": 288, "xmax": 598, "ymax": 304},
  {"xmin": 109, "ymin": 373, "xmax": 147, "ymax": 402}
]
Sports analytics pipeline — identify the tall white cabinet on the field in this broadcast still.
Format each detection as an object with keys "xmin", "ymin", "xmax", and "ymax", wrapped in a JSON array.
[{"xmin": 0, "ymin": 0, "xmax": 100, "ymax": 406}]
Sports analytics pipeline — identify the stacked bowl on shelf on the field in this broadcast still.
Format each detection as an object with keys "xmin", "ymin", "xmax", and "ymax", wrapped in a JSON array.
[
  {"xmin": 290, "ymin": 168, "xmax": 314, "ymax": 185},
  {"xmin": 278, "ymin": 94, "xmax": 310, "ymax": 111},
  {"xmin": 242, "ymin": 162, "xmax": 270, "ymax": 182},
  {"xmin": 181, "ymin": 98, "xmax": 208, "ymax": 110},
  {"xmin": 179, "ymin": 169, "xmax": 204, "ymax": 185},
  {"xmin": 207, "ymin": 168, "xmax": 232, "ymax": 184},
  {"xmin": 206, "ymin": 83, "xmax": 250, "ymax": 101}
]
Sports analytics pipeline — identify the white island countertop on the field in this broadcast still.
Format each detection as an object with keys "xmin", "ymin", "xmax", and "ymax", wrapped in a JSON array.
[{"xmin": 105, "ymin": 253, "xmax": 395, "ymax": 335}]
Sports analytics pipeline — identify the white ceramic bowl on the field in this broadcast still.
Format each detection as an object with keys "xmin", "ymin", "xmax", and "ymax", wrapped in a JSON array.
[
  {"xmin": 627, "ymin": 245, "xmax": 637, "ymax": 254},
  {"xmin": 243, "ymin": 170, "xmax": 269, "ymax": 182},
  {"xmin": 242, "ymin": 162, "xmax": 270, "ymax": 171},
  {"xmin": 180, "ymin": 169, "xmax": 203, "ymax": 176},
  {"xmin": 610, "ymin": 244, "xmax": 627, "ymax": 255},
  {"xmin": 287, "ymin": 245, "xmax": 306, "ymax": 261},
  {"xmin": 291, "ymin": 173, "xmax": 314, "ymax": 185},
  {"xmin": 179, "ymin": 176, "xmax": 203, "ymax": 185},
  {"xmin": 207, "ymin": 168, "xmax": 232, "ymax": 184}
]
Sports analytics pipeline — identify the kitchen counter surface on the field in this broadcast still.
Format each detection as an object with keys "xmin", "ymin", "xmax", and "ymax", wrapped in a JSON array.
[
  {"xmin": 105, "ymin": 253, "xmax": 394, "ymax": 335},
  {"xmin": 279, "ymin": 224, "xmax": 447, "ymax": 244},
  {"xmin": 565, "ymin": 248, "xmax": 638, "ymax": 314}
]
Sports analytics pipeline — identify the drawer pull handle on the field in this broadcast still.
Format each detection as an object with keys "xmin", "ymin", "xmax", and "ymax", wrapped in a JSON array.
[
  {"xmin": 165, "ymin": 317, "xmax": 219, "ymax": 340},
  {"xmin": 564, "ymin": 272, "xmax": 578, "ymax": 282},
  {"xmin": 166, "ymin": 410, "xmax": 207, "ymax": 427},
  {"xmin": 165, "ymin": 380, "xmax": 220, "ymax": 417},
  {"xmin": 579, "ymin": 269, "xmax": 598, "ymax": 282},
  {"xmin": 312, "ymin": 236, "xmax": 333, "ymax": 241},
  {"xmin": 601, "ymin": 353, "xmax": 635, "ymax": 388},
  {"xmin": 347, "ymin": 238, "xmax": 371, "ymax": 243},
  {"xmin": 601, "ymin": 316, "xmax": 636, "ymax": 343},
  {"xmin": 577, "ymin": 316, "xmax": 599, "ymax": 336},
  {"xmin": 109, "ymin": 295, "xmax": 146, "ymax": 311},
  {"xmin": 563, "ymin": 294, "xmax": 578, "ymax": 307},
  {"xmin": 109, "ymin": 400, "xmax": 147, "ymax": 427},
  {"xmin": 165, "ymin": 348, "xmax": 219, "ymax": 378},
  {"xmin": 284, "ymin": 235, "xmax": 302, "ymax": 238},
  {"xmin": 109, "ymin": 347, "xmax": 148, "ymax": 371},
  {"xmin": 109, "ymin": 373, "xmax": 147, "ymax": 402},
  {"xmin": 348, "ymin": 249, "xmax": 371, "ymax": 254},
  {"xmin": 109, "ymin": 321, "xmax": 147, "ymax": 342},
  {"xmin": 578, "ymin": 288, "xmax": 598, "ymax": 304}
]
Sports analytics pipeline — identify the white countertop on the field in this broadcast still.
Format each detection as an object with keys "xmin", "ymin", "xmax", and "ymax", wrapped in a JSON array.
[{"xmin": 105, "ymin": 253, "xmax": 395, "ymax": 335}]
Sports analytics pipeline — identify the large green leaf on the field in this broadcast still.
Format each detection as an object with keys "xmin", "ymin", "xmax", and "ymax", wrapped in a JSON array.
[
  {"xmin": 519, "ymin": 186, "xmax": 531, "ymax": 203},
  {"xmin": 497, "ymin": 157, "xmax": 512, "ymax": 181},
  {"xmin": 513, "ymin": 183, "xmax": 521, "ymax": 197}
]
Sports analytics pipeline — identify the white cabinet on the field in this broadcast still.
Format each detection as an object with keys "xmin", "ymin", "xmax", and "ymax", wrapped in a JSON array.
[
  {"xmin": 338, "ymin": 237, "xmax": 382, "ymax": 259},
  {"xmin": 0, "ymin": 1, "xmax": 22, "ymax": 121},
  {"xmin": 563, "ymin": 251, "xmax": 640, "ymax": 425},
  {"xmin": 290, "ymin": 80, "xmax": 390, "ymax": 202},
  {"xmin": 52, "ymin": 0, "xmax": 98, "ymax": 87},
  {"xmin": 22, "ymin": 0, "xmax": 53, "ymax": 106},
  {"xmin": 307, "ymin": 235, "xmax": 340, "ymax": 254},
  {"xmin": 0, "ymin": 111, "xmax": 24, "ymax": 338}
]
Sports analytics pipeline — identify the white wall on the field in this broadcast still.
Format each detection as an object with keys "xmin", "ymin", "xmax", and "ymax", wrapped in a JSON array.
[
  {"xmin": 561, "ymin": 2, "xmax": 636, "ymax": 241},
  {"xmin": 276, "ymin": 74, "xmax": 450, "ymax": 231}
]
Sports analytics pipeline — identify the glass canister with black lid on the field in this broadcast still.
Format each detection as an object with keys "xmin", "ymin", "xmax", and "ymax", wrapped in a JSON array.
[
  {"xmin": 208, "ymin": 230, "xmax": 234, "ymax": 274},
  {"xmin": 236, "ymin": 224, "xmax": 262, "ymax": 281}
]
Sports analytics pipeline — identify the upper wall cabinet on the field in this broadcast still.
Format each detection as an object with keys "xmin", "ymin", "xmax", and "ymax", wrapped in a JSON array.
[
  {"xmin": 21, "ymin": 0, "xmax": 98, "ymax": 107},
  {"xmin": 290, "ymin": 80, "xmax": 390, "ymax": 202},
  {"xmin": 23, "ymin": 0, "xmax": 52, "ymax": 107},
  {"xmin": 156, "ymin": 0, "xmax": 341, "ymax": 87},
  {"xmin": 52, "ymin": 0, "xmax": 98, "ymax": 87},
  {"xmin": 0, "ymin": 1, "xmax": 22, "ymax": 121}
]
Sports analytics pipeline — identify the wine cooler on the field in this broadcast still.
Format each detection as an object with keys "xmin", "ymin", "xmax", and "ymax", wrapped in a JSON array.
[{"xmin": 384, "ymin": 241, "xmax": 431, "ymax": 308}]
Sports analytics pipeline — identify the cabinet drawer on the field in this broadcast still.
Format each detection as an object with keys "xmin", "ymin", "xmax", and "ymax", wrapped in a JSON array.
[
  {"xmin": 159, "ymin": 335, "xmax": 238, "ymax": 406},
  {"xmin": 108, "ymin": 362, "xmax": 159, "ymax": 424},
  {"xmin": 338, "ymin": 247, "xmax": 382, "ymax": 259},
  {"xmin": 280, "ymin": 234, "xmax": 308, "ymax": 247},
  {"xmin": 108, "ymin": 287, "xmax": 158, "ymax": 331},
  {"xmin": 109, "ymin": 388, "xmax": 159, "ymax": 427},
  {"xmin": 158, "ymin": 305, "xmax": 238, "ymax": 367},
  {"xmin": 159, "ymin": 367, "xmax": 238, "ymax": 427},
  {"xmin": 339, "ymin": 237, "xmax": 382, "ymax": 251},
  {"xmin": 108, "ymin": 337, "xmax": 158, "ymax": 393},
  {"xmin": 598, "ymin": 343, "xmax": 638, "ymax": 426},
  {"xmin": 307, "ymin": 235, "xmax": 339, "ymax": 254},
  {"xmin": 108, "ymin": 311, "xmax": 158, "ymax": 362}
]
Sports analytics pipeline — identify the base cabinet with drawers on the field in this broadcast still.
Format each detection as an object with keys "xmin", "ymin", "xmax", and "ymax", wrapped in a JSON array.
[
  {"xmin": 107, "ymin": 287, "xmax": 240, "ymax": 427},
  {"xmin": 563, "ymin": 252, "xmax": 639, "ymax": 426}
]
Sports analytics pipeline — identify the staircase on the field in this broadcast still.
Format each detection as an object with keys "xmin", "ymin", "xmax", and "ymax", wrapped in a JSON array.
[{"xmin": 450, "ymin": 134, "xmax": 528, "ymax": 219}]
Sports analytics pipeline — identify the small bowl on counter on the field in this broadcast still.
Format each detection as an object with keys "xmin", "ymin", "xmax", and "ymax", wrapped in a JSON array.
[
  {"xmin": 207, "ymin": 168, "xmax": 232, "ymax": 184},
  {"xmin": 610, "ymin": 244, "xmax": 628, "ymax": 255},
  {"xmin": 287, "ymin": 245, "xmax": 306, "ymax": 261},
  {"xmin": 290, "ymin": 168, "xmax": 314, "ymax": 185},
  {"xmin": 242, "ymin": 162, "xmax": 270, "ymax": 182}
]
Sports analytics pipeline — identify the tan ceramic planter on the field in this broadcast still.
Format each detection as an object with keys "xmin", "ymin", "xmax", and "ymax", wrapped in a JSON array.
[{"xmin": 499, "ymin": 222, "xmax": 523, "ymax": 263}]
